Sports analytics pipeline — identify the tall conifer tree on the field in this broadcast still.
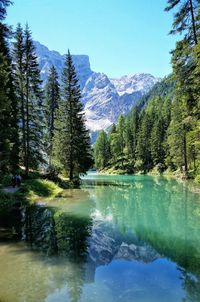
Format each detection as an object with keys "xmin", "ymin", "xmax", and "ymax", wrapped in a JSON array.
[
  {"xmin": 13, "ymin": 24, "xmax": 44, "ymax": 175},
  {"xmin": 165, "ymin": 0, "xmax": 200, "ymax": 175},
  {"xmin": 165, "ymin": 0, "xmax": 199, "ymax": 44},
  {"xmin": 53, "ymin": 51, "xmax": 92, "ymax": 181},
  {"xmin": 0, "ymin": 0, "xmax": 19, "ymax": 173},
  {"xmin": 45, "ymin": 65, "xmax": 60, "ymax": 166},
  {"xmin": 94, "ymin": 130, "xmax": 110, "ymax": 170},
  {"xmin": 13, "ymin": 23, "xmax": 26, "ymax": 166}
]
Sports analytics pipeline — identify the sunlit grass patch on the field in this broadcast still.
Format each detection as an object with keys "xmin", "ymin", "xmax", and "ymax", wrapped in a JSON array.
[{"xmin": 21, "ymin": 179, "xmax": 63, "ymax": 202}]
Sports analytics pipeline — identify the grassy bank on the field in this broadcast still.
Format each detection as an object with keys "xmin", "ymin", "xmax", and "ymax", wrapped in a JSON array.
[
  {"xmin": 17, "ymin": 178, "xmax": 64, "ymax": 202},
  {"xmin": 0, "ymin": 172, "xmax": 73, "ymax": 209}
]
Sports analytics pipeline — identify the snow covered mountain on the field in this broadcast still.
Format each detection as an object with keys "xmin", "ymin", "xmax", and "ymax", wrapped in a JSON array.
[
  {"xmin": 110, "ymin": 74, "xmax": 159, "ymax": 96},
  {"xmin": 82, "ymin": 72, "xmax": 120, "ymax": 130},
  {"xmin": 34, "ymin": 41, "xmax": 160, "ymax": 131}
]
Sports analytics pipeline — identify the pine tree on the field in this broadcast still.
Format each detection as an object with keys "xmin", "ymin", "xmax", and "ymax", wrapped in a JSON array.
[
  {"xmin": 167, "ymin": 96, "xmax": 190, "ymax": 173},
  {"xmin": 45, "ymin": 65, "xmax": 60, "ymax": 166},
  {"xmin": 94, "ymin": 130, "xmax": 110, "ymax": 170},
  {"xmin": 108, "ymin": 123, "xmax": 119, "ymax": 165},
  {"xmin": 13, "ymin": 23, "xmax": 26, "ymax": 166},
  {"xmin": 150, "ymin": 118, "xmax": 165, "ymax": 166},
  {"xmin": 0, "ymin": 49, "xmax": 11, "ymax": 172},
  {"xmin": 192, "ymin": 41, "xmax": 200, "ymax": 114},
  {"xmin": 0, "ymin": 0, "xmax": 12, "ymax": 20},
  {"xmin": 116, "ymin": 114, "xmax": 126, "ymax": 168},
  {"xmin": 53, "ymin": 50, "xmax": 92, "ymax": 181},
  {"xmin": 0, "ymin": 0, "xmax": 19, "ymax": 173},
  {"xmin": 13, "ymin": 24, "xmax": 44, "ymax": 175},
  {"xmin": 136, "ymin": 111, "xmax": 152, "ymax": 172},
  {"xmin": 126, "ymin": 108, "xmax": 139, "ymax": 165},
  {"xmin": 165, "ymin": 0, "xmax": 200, "ymax": 177},
  {"xmin": 165, "ymin": 0, "xmax": 199, "ymax": 45}
]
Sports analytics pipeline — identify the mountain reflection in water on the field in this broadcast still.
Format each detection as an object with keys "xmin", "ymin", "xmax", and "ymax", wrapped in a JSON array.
[{"xmin": 0, "ymin": 174, "xmax": 200, "ymax": 302}]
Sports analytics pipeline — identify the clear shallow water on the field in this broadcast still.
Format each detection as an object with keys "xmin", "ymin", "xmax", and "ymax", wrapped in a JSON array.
[{"xmin": 0, "ymin": 173, "xmax": 200, "ymax": 302}]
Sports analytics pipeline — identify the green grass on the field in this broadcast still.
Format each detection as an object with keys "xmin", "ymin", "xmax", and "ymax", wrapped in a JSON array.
[
  {"xmin": 19, "ymin": 178, "xmax": 64, "ymax": 202},
  {"xmin": 195, "ymin": 174, "xmax": 200, "ymax": 184},
  {"xmin": 0, "ymin": 174, "xmax": 72, "ymax": 216},
  {"xmin": 0, "ymin": 168, "xmax": 75, "ymax": 207}
]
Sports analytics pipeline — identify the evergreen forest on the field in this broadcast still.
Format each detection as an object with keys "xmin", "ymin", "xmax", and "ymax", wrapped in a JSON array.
[
  {"xmin": 94, "ymin": 0, "xmax": 200, "ymax": 183},
  {"xmin": 0, "ymin": 1, "xmax": 200, "ymax": 301},
  {"xmin": 0, "ymin": 0, "xmax": 200, "ymax": 184},
  {"xmin": 0, "ymin": 0, "xmax": 93, "ymax": 184}
]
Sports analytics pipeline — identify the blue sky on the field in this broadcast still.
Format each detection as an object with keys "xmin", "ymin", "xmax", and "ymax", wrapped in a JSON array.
[{"xmin": 7, "ymin": 0, "xmax": 179, "ymax": 78}]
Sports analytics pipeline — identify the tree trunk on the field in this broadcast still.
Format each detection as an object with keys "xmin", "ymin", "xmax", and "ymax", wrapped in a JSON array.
[
  {"xmin": 189, "ymin": 0, "xmax": 198, "ymax": 45},
  {"xmin": 69, "ymin": 94, "xmax": 74, "ymax": 182},
  {"xmin": 49, "ymin": 99, "xmax": 54, "ymax": 167},
  {"xmin": 25, "ymin": 77, "xmax": 29, "ymax": 176},
  {"xmin": 21, "ymin": 91, "xmax": 26, "ymax": 167},
  {"xmin": 69, "ymin": 164, "xmax": 73, "ymax": 182},
  {"xmin": 183, "ymin": 124, "xmax": 188, "ymax": 173}
]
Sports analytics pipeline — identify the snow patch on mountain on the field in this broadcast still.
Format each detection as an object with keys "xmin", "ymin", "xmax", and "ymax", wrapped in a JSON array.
[
  {"xmin": 110, "ymin": 73, "xmax": 160, "ymax": 96},
  {"xmin": 84, "ymin": 109, "xmax": 113, "ymax": 131},
  {"xmin": 34, "ymin": 41, "xmax": 160, "ymax": 132}
]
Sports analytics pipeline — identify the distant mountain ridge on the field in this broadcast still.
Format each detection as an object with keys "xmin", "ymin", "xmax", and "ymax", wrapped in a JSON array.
[
  {"xmin": 34, "ymin": 41, "xmax": 160, "ymax": 131},
  {"xmin": 34, "ymin": 41, "xmax": 92, "ymax": 89}
]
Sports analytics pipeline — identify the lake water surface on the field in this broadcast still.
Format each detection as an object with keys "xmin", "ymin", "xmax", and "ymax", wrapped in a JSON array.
[{"xmin": 0, "ymin": 173, "xmax": 200, "ymax": 302}]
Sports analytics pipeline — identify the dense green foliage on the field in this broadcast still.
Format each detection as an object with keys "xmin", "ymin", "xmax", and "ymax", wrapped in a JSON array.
[
  {"xmin": 20, "ymin": 178, "xmax": 64, "ymax": 201},
  {"xmin": 0, "ymin": 0, "xmax": 19, "ymax": 173},
  {"xmin": 165, "ymin": 0, "xmax": 199, "ymax": 44},
  {"xmin": 94, "ymin": 130, "xmax": 110, "ymax": 169},
  {"xmin": 166, "ymin": 0, "xmax": 200, "ymax": 180},
  {"xmin": 0, "ymin": 3, "xmax": 92, "ymax": 183},
  {"xmin": 52, "ymin": 51, "xmax": 93, "ymax": 181},
  {"xmin": 95, "ymin": 1, "xmax": 200, "ymax": 181},
  {"xmin": 13, "ymin": 24, "xmax": 44, "ymax": 175},
  {"xmin": 45, "ymin": 65, "xmax": 60, "ymax": 165},
  {"xmin": 1, "ymin": 1, "xmax": 199, "ymax": 183},
  {"xmin": 94, "ymin": 79, "xmax": 173, "ymax": 174}
]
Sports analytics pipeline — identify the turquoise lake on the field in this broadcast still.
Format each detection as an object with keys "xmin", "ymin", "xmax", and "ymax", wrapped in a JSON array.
[{"xmin": 0, "ymin": 173, "xmax": 200, "ymax": 302}]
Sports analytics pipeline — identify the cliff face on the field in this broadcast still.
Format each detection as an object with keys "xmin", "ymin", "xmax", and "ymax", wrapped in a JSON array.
[{"xmin": 34, "ymin": 41, "xmax": 160, "ymax": 131}]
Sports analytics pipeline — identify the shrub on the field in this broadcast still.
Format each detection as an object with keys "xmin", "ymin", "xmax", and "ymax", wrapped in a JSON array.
[
  {"xmin": 0, "ymin": 191, "xmax": 17, "ymax": 212},
  {"xmin": 195, "ymin": 174, "xmax": 200, "ymax": 184},
  {"xmin": 155, "ymin": 163, "xmax": 166, "ymax": 174},
  {"xmin": 134, "ymin": 160, "xmax": 143, "ymax": 172},
  {"xmin": 0, "ymin": 175, "xmax": 12, "ymax": 187}
]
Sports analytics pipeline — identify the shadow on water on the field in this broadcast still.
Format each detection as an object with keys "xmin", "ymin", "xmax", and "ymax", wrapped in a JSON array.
[
  {"xmin": 0, "ymin": 202, "xmax": 22, "ymax": 241},
  {"xmin": 23, "ymin": 203, "xmax": 93, "ymax": 302},
  {"xmin": 0, "ymin": 190, "xmax": 95, "ymax": 302},
  {"xmin": 23, "ymin": 204, "xmax": 93, "ymax": 258}
]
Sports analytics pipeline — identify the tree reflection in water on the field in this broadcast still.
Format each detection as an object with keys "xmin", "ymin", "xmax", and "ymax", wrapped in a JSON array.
[
  {"xmin": 84, "ymin": 175, "xmax": 200, "ymax": 301},
  {"xmin": 1, "ymin": 175, "xmax": 200, "ymax": 302},
  {"xmin": 23, "ymin": 191, "xmax": 93, "ymax": 302}
]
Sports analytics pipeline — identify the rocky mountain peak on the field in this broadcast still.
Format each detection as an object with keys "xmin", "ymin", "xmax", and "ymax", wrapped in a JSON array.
[
  {"xmin": 34, "ymin": 41, "xmax": 160, "ymax": 132},
  {"xmin": 110, "ymin": 73, "xmax": 160, "ymax": 96}
]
